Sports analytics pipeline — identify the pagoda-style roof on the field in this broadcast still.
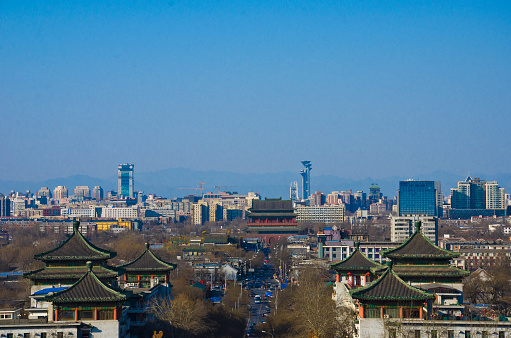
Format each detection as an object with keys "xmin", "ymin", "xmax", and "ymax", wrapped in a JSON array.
[
  {"xmin": 350, "ymin": 267, "xmax": 435, "ymax": 302},
  {"xmin": 34, "ymin": 221, "xmax": 116, "ymax": 261},
  {"xmin": 382, "ymin": 222, "xmax": 459, "ymax": 260},
  {"xmin": 24, "ymin": 265, "xmax": 120, "ymax": 281},
  {"xmin": 373, "ymin": 264, "xmax": 469, "ymax": 278},
  {"xmin": 330, "ymin": 244, "xmax": 383, "ymax": 272},
  {"xmin": 247, "ymin": 212, "xmax": 297, "ymax": 218},
  {"xmin": 245, "ymin": 226, "xmax": 300, "ymax": 233},
  {"xmin": 248, "ymin": 199, "xmax": 295, "ymax": 214},
  {"xmin": 46, "ymin": 262, "xmax": 127, "ymax": 304},
  {"xmin": 120, "ymin": 243, "xmax": 176, "ymax": 272}
]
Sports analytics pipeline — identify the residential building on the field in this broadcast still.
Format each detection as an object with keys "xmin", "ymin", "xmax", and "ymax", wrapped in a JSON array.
[
  {"xmin": 117, "ymin": 163, "xmax": 134, "ymax": 199},
  {"xmin": 322, "ymin": 240, "xmax": 397, "ymax": 264},
  {"xmin": 391, "ymin": 214, "xmax": 438, "ymax": 244},
  {"xmin": 53, "ymin": 186, "xmax": 68, "ymax": 201},
  {"xmin": 0, "ymin": 195, "xmax": 10, "ymax": 217},
  {"xmin": 309, "ymin": 191, "xmax": 325, "ymax": 206},
  {"xmin": 37, "ymin": 187, "xmax": 52, "ymax": 199},
  {"xmin": 73, "ymin": 186, "xmax": 90, "ymax": 201},
  {"xmin": 486, "ymin": 181, "xmax": 506, "ymax": 210},
  {"xmin": 296, "ymin": 204, "xmax": 345, "ymax": 224},
  {"xmin": 92, "ymin": 186, "xmax": 104, "ymax": 200}
]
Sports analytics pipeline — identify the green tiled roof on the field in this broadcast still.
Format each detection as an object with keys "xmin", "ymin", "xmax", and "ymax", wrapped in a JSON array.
[
  {"xmin": 330, "ymin": 246, "xmax": 383, "ymax": 272},
  {"xmin": 373, "ymin": 264, "xmax": 469, "ymax": 278},
  {"xmin": 46, "ymin": 262, "xmax": 127, "ymax": 303},
  {"xmin": 34, "ymin": 221, "xmax": 116, "ymax": 261},
  {"xmin": 120, "ymin": 243, "xmax": 176, "ymax": 272},
  {"xmin": 350, "ymin": 268, "xmax": 435, "ymax": 302},
  {"xmin": 382, "ymin": 223, "xmax": 458, "ymax": 260},
  {"xmin": 24, "ymin": 265, "xmax": 120, "ymax": 280}
]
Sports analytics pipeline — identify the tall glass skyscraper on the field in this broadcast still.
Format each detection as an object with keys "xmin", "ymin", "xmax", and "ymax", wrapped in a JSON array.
[
  {"xmin": 118, "ymin": 164, "xmax": 134, "ymax": 199},
  {"xmin": 398, "ymin": 180, "xmax": 439, "ymax": 216}
]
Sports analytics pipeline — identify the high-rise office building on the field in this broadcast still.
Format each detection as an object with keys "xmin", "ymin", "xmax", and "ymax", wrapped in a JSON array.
[
  {"xmin": 450, "ymin": 176, "xmax": 505, "ymax": 212},
  {"xmin": 118, "ymin": 164, "xmax": 134, "ymax": 199},
  {"xmin": 92, "ymin": 186, "xmax": 104, "ymax": 200},
  {"xmin": 398, "ymin": 180, "xmax": 440, "ymax": 217}
]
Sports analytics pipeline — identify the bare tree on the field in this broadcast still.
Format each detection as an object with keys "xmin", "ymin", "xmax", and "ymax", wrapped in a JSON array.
[{"xmin": 148, "ymin": 294, "xmax": 210, "ymax": 338}]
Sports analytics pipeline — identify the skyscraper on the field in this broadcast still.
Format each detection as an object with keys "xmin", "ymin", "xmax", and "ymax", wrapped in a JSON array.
[
  {"xmin": 398, "ymin": 180, "xmax": 440, "ymax": 217},
  {"xmin": 300, "ymin": 161, "xmax": 312, "ymax": 200},
  {"xmin": 118, "ymin": 164, "xmax": 134, "ymax": 199}
]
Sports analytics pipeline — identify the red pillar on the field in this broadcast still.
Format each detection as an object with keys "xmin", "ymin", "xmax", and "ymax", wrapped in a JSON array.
[
  {"xmin": 138, "ymin": 274, "xmax": 141, "ymax": 287},
  {"xmin": 359, "ymin": 305, "xmax": 365, "ymax": 318},
  {"xmin": 54, "ymin": 309, "xmax": 58, "ymax": 321},
  {"xmin": 400, "ymin": 307, "xmax": 404, "ymax": 319},
  {"xmin": 336, "ymin": 274, "xmax": 340, "ymax": 283},
  {"xmin": 381, "ymin": 307, "xmax": 385, "ymax": 319},
  {"xmin": 419, "ymin": 306, "xmax": 424, "ymax": 319},
  {"xmin": 75, "ymin": 308, "xmax": 79, "ymax": 321},
  {"xmin": 94, "ymin": 308, "xmax": 98, "ymax": 320}
]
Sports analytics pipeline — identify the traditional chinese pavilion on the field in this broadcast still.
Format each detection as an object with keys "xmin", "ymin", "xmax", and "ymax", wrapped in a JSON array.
[
  {"xmin": 330, "ymin": 243, "xmax": 383, "ymax": 288},
  {"xmin": 246, "ymin": 199, "xmax": 300, "ymax": 243},
  {"xmin": 24, "ymin": 221, "xmax": 120, "ymax": 290},
  {"xmin": 379, "ymin": 222, "xmax": 469, "ymax": 285},
  {"xmin": 119, "ymin": 243, "xmax": 176, "ymax": 288},
  {"xmin": 350, "ymin": 263, "xmax": 435, "ymax": 319},
  {"xmin": 46, "ymin": 261, "xmax": 127, "ymax": 322}
]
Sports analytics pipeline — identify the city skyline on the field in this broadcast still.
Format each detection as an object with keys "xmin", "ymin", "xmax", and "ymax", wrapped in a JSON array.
[{"xmin": 1, "ymin": 1, "xmax": 510, "ymax": 181}]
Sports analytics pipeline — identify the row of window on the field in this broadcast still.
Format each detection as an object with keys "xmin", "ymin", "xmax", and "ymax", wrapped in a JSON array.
[
  {"xmin": 5, "ymin": 334, "xmax": 62, "ymax": 338},
  {"xmin": 388, "ymin": 329, "xmax": 505, "ymax": 338}
]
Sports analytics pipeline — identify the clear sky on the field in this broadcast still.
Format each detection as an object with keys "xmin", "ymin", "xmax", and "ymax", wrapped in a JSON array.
[{"xmin": 1, "ymin": 1, "xmax": 510, "ymax": 181}]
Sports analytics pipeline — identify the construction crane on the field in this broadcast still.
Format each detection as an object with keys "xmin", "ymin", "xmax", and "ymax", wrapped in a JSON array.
[
  {"xmin": 177, "ymin": 182, "xmax": 206, "ymax": 197},
  {"xmin": 213, "ymin": 185, "xmax": 235, "ymax": 193}
]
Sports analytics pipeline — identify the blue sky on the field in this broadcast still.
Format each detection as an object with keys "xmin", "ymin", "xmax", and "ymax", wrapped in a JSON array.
[{"xmin": 1, "ymin": 1, "xmax": 510, "ymax": 181}]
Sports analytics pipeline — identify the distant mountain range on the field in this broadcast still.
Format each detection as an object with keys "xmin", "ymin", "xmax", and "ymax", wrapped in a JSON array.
[{"xmin": 1, "ymin": 168, "xmax": 511, "ymax": 200}]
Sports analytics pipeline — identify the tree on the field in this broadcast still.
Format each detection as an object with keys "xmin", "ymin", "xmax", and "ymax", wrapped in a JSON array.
[
  {"xmin": 148, "ymin": 294, "xmax": 210, "ymax": 338},
  {"xmin": 291, "ymin": 266, "xmax": 340, "ymax": 337}
]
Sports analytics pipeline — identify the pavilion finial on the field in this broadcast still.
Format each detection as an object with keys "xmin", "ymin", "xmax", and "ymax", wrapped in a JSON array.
[
  {"xmin": 415, "ymin": 221, "xmax": 421, "ymax": 232},
  {"xmin": 73, "ymin": 220, "xmax": 80, "ymax": 232},
  {"xmin": 145, "ymin": 243, "xmax": 150, "ymax": 249},
  {"xmin": 86, "ymin": 261, "xmax": 93, "ymax": 272}
]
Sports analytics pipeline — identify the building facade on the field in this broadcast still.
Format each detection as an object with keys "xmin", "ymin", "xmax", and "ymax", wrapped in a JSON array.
[
  {"xmin": 398, "ymin": 180, "xmax": 440, "ymax": 217},
  {"xmin": 391, "ymin": 215, "xmax": 438, "ymax": 244},
  {"xmin": 117, "ymin": 163, "xmax": 134, "ymax": 199},
  {"xmin": 296, "ymin": 204, "xmax": 345, "ymax": 224}
]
